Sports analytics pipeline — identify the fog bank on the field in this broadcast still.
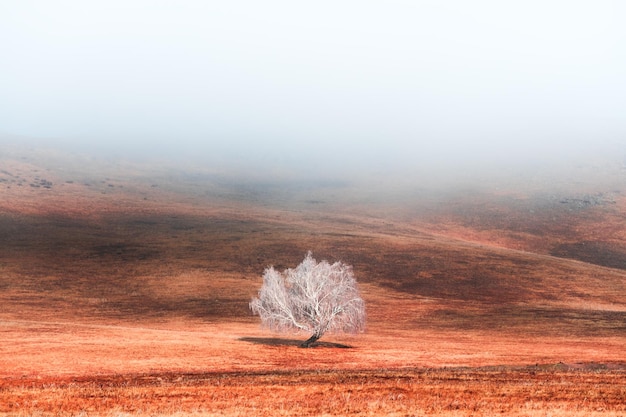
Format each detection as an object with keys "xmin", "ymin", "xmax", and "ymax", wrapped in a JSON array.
[{"xmin": 1, "ymin": 1, "xmax": 625, "ymax": 187}]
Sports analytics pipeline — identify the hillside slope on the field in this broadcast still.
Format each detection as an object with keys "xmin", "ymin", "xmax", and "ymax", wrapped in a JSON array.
[{"xmin": 0, "ymin": 146, "xmax": 624, "ymax": 376}]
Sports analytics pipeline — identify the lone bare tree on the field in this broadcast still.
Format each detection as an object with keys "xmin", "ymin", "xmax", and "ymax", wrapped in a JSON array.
[{"xmin": 250, "ymin": 252, "xmax": 366, "ymax": 347}]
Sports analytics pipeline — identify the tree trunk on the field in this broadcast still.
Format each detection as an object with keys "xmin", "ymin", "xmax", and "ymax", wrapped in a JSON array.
[{"xmin": 300, "ymin": 333, "xmax": 322, "ymax": 348}]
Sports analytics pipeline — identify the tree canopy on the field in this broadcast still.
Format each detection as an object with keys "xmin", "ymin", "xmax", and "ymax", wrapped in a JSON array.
[{"xmin": 250, "ymin": 252, "xmax": 366, "ymax": 347}]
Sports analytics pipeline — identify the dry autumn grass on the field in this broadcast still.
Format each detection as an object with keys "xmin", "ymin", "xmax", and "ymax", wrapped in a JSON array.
[
  {"xmin": 0, "ymin": 145, "xmax": 625, "ymax": 416},
  {"xmin": 3, "ymin": 366, "xmax": 626, "ymax": 416}
]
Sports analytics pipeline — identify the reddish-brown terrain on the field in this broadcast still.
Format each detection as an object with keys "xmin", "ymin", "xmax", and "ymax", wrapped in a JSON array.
[{"xmin": 0, "ymin": 144, "xmax": 625, "ymax": 416}]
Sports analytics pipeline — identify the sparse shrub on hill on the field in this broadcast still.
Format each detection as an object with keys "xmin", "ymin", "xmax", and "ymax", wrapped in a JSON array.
[{"xmin": 250, "ymin": 251, "xmax": 366, "ymax": 347}]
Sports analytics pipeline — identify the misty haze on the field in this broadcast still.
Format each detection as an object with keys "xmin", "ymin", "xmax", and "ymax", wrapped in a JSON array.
[{"xmin": 1, "ymin": 2, "xmax": 625, "ymax": 416}]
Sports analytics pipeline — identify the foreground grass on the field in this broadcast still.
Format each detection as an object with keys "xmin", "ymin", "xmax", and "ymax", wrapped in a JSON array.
[{"xmin": 2, "ymin": 365, "xmax": 625, "ymax": 416}]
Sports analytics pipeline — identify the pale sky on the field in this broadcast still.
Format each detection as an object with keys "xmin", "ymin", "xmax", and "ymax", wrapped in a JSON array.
[{"xmin": 1, "ymin": 1, "xmax": 625, "ymax": 178}]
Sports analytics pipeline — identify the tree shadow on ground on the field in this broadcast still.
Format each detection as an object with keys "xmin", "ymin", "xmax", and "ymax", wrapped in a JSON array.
[{"xmin": 238, "ymin": 337, "xmax": 352, "ymax": 349}]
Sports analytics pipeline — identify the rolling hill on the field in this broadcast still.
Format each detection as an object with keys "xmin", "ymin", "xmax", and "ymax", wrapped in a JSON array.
[{"xmin": 0, "ymin": 144, "xmax": 624, "ymax": 378}]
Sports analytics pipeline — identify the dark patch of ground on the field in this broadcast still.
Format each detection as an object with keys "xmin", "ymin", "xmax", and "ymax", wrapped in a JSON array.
[{"xmin": 551, "ymin": 241, "xmax": 626, "ymax": 270}]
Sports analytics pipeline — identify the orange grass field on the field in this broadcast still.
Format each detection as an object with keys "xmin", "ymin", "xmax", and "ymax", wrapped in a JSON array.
[{"xmin": 0, "ymin": 147, "xmax": 625, "ymax": 416}]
